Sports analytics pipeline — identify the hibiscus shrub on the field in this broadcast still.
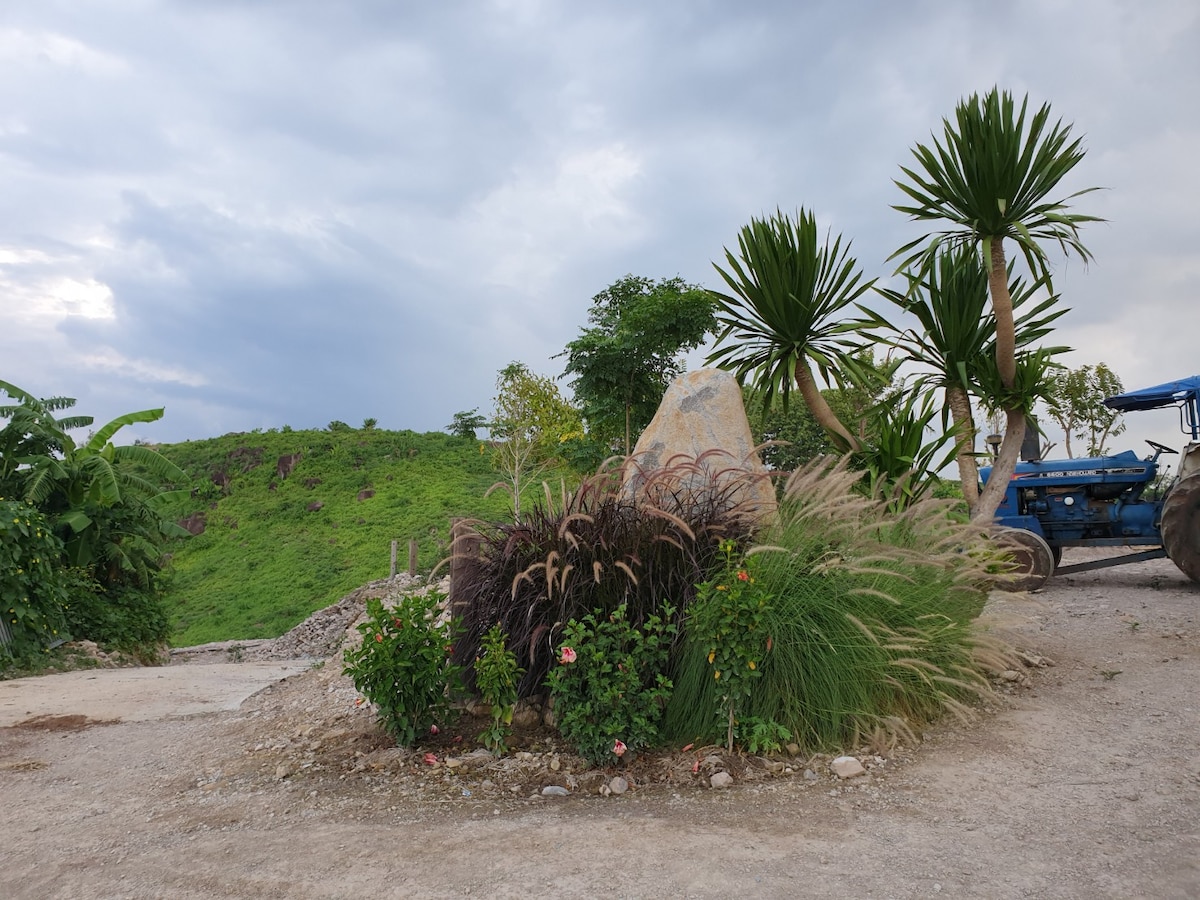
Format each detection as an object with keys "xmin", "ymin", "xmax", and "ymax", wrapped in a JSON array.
[
  {"xmin": 688, "ymin": 540, "xmax": 777, "ymax": 752},
  {"xmin": 342, "ymin": 591, "xmax": 461, "ymax": 747},
  {"xmin": 545, "ymin": 603, "xmax": 676, "ymax": 766},
  {"xmin": 474, "ymin": 623, "xmax": 523, "ymax": 754}
]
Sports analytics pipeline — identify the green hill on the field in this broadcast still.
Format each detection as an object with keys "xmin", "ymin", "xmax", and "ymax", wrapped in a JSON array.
[{"xmin": 156, "ymin": 427, "xmax": 509, "ymax": 646}]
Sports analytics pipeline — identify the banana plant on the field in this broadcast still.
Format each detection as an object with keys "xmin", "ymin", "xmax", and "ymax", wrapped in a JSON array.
[{"xmin": 1, "ymin": 384, "xmax": 189, "ymax": 586}]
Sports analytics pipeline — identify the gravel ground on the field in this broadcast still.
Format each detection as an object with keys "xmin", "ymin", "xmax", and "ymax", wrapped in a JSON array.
[{"xmin": 0, "ymin": 553, "xmax": 1197, "ymax": 899}]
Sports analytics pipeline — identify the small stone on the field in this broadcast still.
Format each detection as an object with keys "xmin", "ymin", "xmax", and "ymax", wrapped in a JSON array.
[
  {"xmin": 511, "ymin": 708, "xmax": 541, "ymax": 729},
  {"xmin": 710, "ymin": 771, "xmax": 734, "ymax": 789},
  {"xmin": 786, "ymin": 743, "xmax": 801, "ymax": 757},
  {"xmin": 609, "ymin": 776, "xmax": 629, "ymax": 795},
  {"xmin": 803, "ymin": 768, "xmax": 819, "ymax": 780},
  {"xmin": 444, "ymin": 757, "xmax": 462, "ymax": 769},
  {"xmin": 830, "ymin": 756, "xmax": 866, "ymax": 779},
  {"xmin": 541, "ymin": 785, "xmax": 570, "ymax": 797},
  {"xmin": 274, "ymin": 764, "xmax": 292, "ymax": 780},
  {"xmin": 549, "ymin": 757, "xmax": 561, "ymax": 772},
  {"xmin": 1000, "ymin": 669, "xmax": 1023, "ymax": 682}
]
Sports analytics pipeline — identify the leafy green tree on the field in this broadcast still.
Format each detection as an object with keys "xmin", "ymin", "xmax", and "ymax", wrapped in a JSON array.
[
  {"xmin": 707, "ymin": 208, "xmax": 875, "ymax": 453},
  {"xmin": 488, "ymin": 362, "xmax": 583, "ymax": 521},
  {"xmin": 1044, "ymin": 363, "xmax": 1126, "ymax": 457},
  {"xmin": 559, "ymin": 275, "xmax": 716, "ymax": 456},
  {"xmin": 892, "ymin": 87, "xmax": 1101, "ymax": 521},
  {"xmin": 446, "ymin": 409, "xmax": 487, "ymax": 440}
]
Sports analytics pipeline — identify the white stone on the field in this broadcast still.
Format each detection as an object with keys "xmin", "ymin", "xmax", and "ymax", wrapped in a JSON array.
[
  {"xmin": 609, "ymin": 776, "xmax": 629, "ymax": 795},
  {"xmin": 710, "ymin": 771, "xmax": 734, "ymax": 789},
  {"xmin": 831, "ymin": 756, "xmax": 866, "ymax": 779}
]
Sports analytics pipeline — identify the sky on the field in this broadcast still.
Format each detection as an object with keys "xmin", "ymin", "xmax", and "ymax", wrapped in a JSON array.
[{"xmin": 2, "ymin": 0, "xmax": 1198, "ymax": 469}]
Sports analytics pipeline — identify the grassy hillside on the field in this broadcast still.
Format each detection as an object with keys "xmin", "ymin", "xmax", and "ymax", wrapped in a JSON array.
[{"xmin": 157, "ymin": 427, "xmax": 509, "ymax": 646}]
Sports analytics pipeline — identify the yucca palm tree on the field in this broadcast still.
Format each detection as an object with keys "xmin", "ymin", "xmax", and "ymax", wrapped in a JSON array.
[
  {"xmin": 892, "ymin": 88, "xmax": 1101, "ymax": 520},
  {"xmin": 867, "ymin": 247, "xmax": 1067, "ymax": 511},
  {"xmin": 707, "ymin": 208, "xmax": 875, "ymax": 453}
]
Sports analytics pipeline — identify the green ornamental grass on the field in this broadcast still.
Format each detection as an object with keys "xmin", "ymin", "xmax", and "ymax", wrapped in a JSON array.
[{"xmin": 667, "ymin": 456, "xmax": 1006, "ymax": 753}]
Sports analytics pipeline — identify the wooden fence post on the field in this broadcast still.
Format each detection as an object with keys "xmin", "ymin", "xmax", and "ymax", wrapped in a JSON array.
[
  {"xmin": 408, "ymin": 539, "xmax": 418, "ymax": 577},
  {"xmin": 389, "ymin": 540, "xmax": 398, "ymax": 579}
]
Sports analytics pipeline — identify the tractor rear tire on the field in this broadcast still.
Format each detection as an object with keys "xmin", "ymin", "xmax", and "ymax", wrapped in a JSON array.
[
  {"xmin": 991, "ymin": 528, "xmax": 1055, "ymax": 592},
  {"xmin": 1160, "ymin": 473, "xmax": 1200, "ymax": 583}
]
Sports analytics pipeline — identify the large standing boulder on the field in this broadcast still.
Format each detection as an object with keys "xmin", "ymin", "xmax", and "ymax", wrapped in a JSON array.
[{"xmin": 623, "ymin": 369, "xmax": 776, "ymax": 524}]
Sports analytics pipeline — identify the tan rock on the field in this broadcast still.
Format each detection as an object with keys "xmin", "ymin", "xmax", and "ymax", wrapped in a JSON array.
[
  {"xmin": 831, "ymin": 756, "xmax": 866, "ymax": 779},
  {"xmin": 623, "ymin": 369, "xmax": 776, "ymax": 525}
]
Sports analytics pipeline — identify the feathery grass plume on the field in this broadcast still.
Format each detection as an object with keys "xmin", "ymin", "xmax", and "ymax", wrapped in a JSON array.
[
  {"xmin": 667, "ymin": 455, "xmax": 1009, "ymax": 752},
  {"xmin": 448, "ymin": 455, "xmax": 769, "ymax": 697}
]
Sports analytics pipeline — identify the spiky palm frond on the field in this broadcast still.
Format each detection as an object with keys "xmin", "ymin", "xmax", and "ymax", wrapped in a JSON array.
[
  {"xmin": 891, "ymin": 87, "xmax": 1103, "ymax": 282},
  {"xmin": 868, "ymin": 248, "xmax": 1069, "ymax": 401},
  {"xmin": 707, "ymin": 208, "xmax": 875, "ymax": 415}
]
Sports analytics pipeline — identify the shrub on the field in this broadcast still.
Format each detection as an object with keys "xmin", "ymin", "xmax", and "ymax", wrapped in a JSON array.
[
  {"xmin": 667, "ymin": 456, "xmax": 1005, "ymax": 753},
  {"xmin": 545, "ymin": 603, "xmax": 676, "ymax": 765},
  {"xmin": 473, "ymin": 624, "xmax": 523, "ymax": 754},
  {"xmin": 0, "ymin": 500, "xmax": 69, "ymax": 668},
  {"xmin": 62, "ymin": 572, "xmax": 170, "ymax": 663},
  {"xmin": 450, "ymin": 454, "xmax": 765, "ymax": 697},
  {"xmin": 689, "ymin": 540, "xmax": 776, "ymax": 751},
  {"xmin": 342, "ymin": 591, "xmax": 461, "ymax": 747}
]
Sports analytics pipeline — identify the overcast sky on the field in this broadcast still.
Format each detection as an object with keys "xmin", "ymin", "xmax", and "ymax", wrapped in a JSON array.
[{"xmin": 2, "ymin": 0, "xmax": 1198, "ymax": 463}]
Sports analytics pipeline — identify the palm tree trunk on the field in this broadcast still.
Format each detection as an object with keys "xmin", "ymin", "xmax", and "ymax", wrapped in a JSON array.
[
  {"xmin": 796, "ymin": 362, "xmax": 859, "ymax": 453},
  {"xmin": 946, "ymin": 385, "xmax": 980, "ymax": 511},
  {"xmin": 974, "ymin": 407, "xmax": 1026, "ymax": 520},
  {"xmin": 988, "ymin": 240, "xmax": 1017, "ymax": 388},
  {"xmin": 973, "ymin": 238, "xmax": 1025, "ymax": 522}
]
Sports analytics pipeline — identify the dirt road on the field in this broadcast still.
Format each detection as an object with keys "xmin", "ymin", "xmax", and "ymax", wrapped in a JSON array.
[
  {"xmin": 1, "ymin": 552, "xmax": 1197, "ymax": 899},
  {"xmin": 0, "ymin": 661, "xmax": 314, "ymax": 727}
]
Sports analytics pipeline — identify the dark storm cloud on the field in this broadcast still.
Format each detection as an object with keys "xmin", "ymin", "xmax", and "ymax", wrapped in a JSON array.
[{"xmin": 0, "ymin": 0, "xmax": 1196, "ymax": 457}]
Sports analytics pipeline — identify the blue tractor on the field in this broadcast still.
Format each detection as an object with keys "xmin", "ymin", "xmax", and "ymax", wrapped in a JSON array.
[{"xmin": 980, "ymin": 376, "xmax": 1200, "ymax": 590}]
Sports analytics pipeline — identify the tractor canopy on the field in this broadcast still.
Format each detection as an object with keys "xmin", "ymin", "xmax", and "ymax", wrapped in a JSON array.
[
  {"xmin": 1104, "ymin": 375, "xmax": 1200, "ymax": 441},
  {"xmin": 1104, "ymin": 376, "xmax": 1200, "ymax": 411}
]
